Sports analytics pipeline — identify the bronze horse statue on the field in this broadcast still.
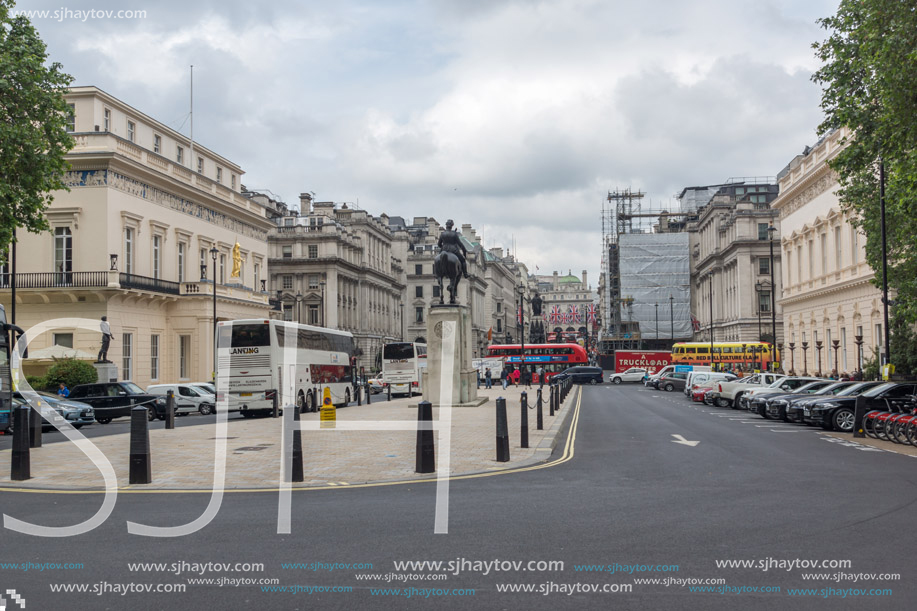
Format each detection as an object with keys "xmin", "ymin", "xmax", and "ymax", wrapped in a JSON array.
[{"xmin": 434, "ymin": 250, "xmax": 462, "ymax": 305}]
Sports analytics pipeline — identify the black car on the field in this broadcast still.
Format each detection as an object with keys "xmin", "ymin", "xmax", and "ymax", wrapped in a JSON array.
[
  {"xmin": 69, "ymin": 382, "xmax": 167, "ymax": 424},
  {"xmin": 772, "ymin": 381, "xmax": 876, "ymax": 422},
  {"xmin": 554, "ymin": 366, "xmax": 604, "ymax": 385},
  {"xmin": 747, "ymin": 380, "xmax": 836, "ymax": 418},
  {"xmin": 805, "ymin": 382, "xmax": 917, "ymax": 432}
]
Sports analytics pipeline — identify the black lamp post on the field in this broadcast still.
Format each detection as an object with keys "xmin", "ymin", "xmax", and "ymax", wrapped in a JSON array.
[
  {"xmin": 832, "ymin": 339, "xmax": 840, "ymax": 375},
  {"xmin": 854, "ymin": 334, "xmax": 864, "ymax": 375},
  {"xmin": 768, "ymin": 225, "xmax": 778, "ymax": 371},
  {"xmin": 669, "ymin": 293, "xmax": 674, "ymax": 341},
  {"xmin": 706, "ymin": 273, "xmax": 714, "ymax": 369},
  {"xmin": 815, "ymin": 340, "xmax": 823, "ymax": 376},
  {"xmin": 879, "ymin": 160, "xmax": 891, "ymax": 367},
  {"xmin": 319, "ymin": 280, "xmax": 326, "ymax": 327},
  {"xmin": 788, "ymin": 342, "xmax": 796, "ymax": 374},
  {"xmin": 755, "ymin": 281, "xmax": 764, "ymax": 343},
  {"xmin": 295, "ymin": 291, "xmax": 303, "ymax": 324},
  {"xmin": 517, "ymin": 285, "xmax": 526, "ymax": 381},
  {"xmin": 210, "ymin": 246, "xmax": 218, "ymax": 381},
  {"xmin": 654, "ymin": 302, "xmax": 659, "ymax": 346},
  {"xmin": 741, "ymin": 343, "xmax": 747, "ymax": 371},
  {"xmin": 399, "ymin": 302, "xmax": 404, "ymax": 341},
  {"xmin": 801, "ymin": 341, "xmax": 809, "ymax": 376}
]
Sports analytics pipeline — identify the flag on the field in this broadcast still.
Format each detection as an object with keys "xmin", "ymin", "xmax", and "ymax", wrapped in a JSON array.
[
  {"xmin": 586, "ymin": 303, "xmax": 598, "ymax": 323},
  {"xmin": 690, "ymin": 313, "xmax": 701, "ymax": 332},
  {"xmin": 548, "ymin": 305, "xmax": 562, "ymax": 324},
  {"xmin": 487, "ymin": 327, "xmax": 492, "ymax": 342}
]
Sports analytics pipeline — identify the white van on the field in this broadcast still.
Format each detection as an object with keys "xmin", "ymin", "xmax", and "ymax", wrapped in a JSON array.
[
  {"xmin": 684, "ymin": 371, "xmax": 737, "ymax": 396},
  {"xmin": 646, "ymin": 364, "xmax": 710, "ymax": 386},
  {"xmin": 147, "ymin": 384, "xmax": 215, "ymax": 415}
]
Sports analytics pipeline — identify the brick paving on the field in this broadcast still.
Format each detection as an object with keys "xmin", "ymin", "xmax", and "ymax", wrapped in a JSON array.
[{"xmin": 0, "ymin": 384, "xmax": 578, "ymax": 490}]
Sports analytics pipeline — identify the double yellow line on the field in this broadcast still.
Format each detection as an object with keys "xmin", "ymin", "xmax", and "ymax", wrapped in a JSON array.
[{"xmin": 0, "ymin": 389, "xmax": 582, "ymax": 495}]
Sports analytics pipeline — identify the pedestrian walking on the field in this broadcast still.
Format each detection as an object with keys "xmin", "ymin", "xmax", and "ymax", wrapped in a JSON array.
[
  {"xmin": 485, "ymin": 369, "xmax": 493, "ymax": 389},
  {"xmin": 537, "ymin": 365, "xmax": 545, "ymax": 387},
  {"xmin": 501, "ymin": 367, "xmax": 508, "ymax": 390},
  {"xmin": 512, "ymin": 368, "xmax": 521, "ymax": 386}
]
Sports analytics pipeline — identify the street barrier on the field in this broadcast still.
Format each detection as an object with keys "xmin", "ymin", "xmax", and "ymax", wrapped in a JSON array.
[
  {"xmin": 853, "ymin": 395, "xmax": 867, "ymax": 438},
  {"xmin": 165, "ymin": 390, "xmax": 175, "ymax": 429},
  {"xmin": 11, "ymin": 407, "xmax": 30, "ymax": 481},
  {"xmin": 356, "ymin": 384, "xmax": 362, "ymax": 406},
  {"xmin": 129, "ymin": 406, "xmax": 152, "ymax": 485},
  {"xmin": 496, "ymin": 397, "xmax": 510, "ymax": 462},
  {"xmin": 291, "ymin": 401, "xmax": 304, "ymax": 483},
  {"xmin": 415, "ymin": 400, "xmax": 435, "ymax": 473},
  {"xmin": 29, "ymin": 404, "xmax": 41, "ymax": 448},
  {"xmin": 536, "ymin": 389, "xmax": 543, "ymax": 430},
  {"xmin": 272, "ymin": 391, "xmax": 279, "ymax": 419},
  {"xmin": 365, "ymin": 381, "xmax": 371, "ymax": 405},
  {"xmin": 520, "ymin": 391, "xmax": 529, "ymax": 449},
  {"xmin": 550, "ymin": 384, "xmax": 555, "ymax": 417}
]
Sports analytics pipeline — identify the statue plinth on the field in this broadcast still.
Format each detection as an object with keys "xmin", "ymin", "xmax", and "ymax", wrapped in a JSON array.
[
  {"xmin": 93, "ymin": 361, "xmax": 118, "ymax": 383},
  {"xmin": 422, "ymin": 305, "xmax": 488, "ymax": 408}
]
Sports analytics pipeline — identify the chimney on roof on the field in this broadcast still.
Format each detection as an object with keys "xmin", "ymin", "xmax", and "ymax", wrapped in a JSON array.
[
  {"xmin": 582, "ymin": 270, "xmax": 587, "ymax": 289},
  {"xmin": 299, "ymin": 193, "xmax": 313, "ymax": 213},
  {"xmin": 553, "ymin": 271, "xmax": 559, "ymax": 291}
]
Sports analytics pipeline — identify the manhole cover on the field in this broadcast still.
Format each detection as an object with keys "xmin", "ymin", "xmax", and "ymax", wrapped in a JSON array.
[{"xmin": 234, "ymin": 446, "xmax": 268, "ymax": 452}]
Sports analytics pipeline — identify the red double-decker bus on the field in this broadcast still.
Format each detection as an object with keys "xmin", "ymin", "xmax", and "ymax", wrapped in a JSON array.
[{"xmin": 486, "ymin": 343, "xmax": 589, "ymax": 383}]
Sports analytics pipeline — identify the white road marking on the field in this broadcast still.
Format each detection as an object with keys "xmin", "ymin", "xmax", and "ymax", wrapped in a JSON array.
[{"xmin": 671, "ymin": 434, "xmax": 700, "ymax": 447}]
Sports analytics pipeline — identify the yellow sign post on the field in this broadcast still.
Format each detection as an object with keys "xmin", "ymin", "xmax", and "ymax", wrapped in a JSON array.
[{"xmin": 320, "ymin": 387, "xmax": 336, "ymax": 428}]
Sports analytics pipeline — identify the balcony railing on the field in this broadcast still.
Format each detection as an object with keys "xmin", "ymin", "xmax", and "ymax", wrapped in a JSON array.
[
  {"xmin": 0, "ymin": 271, "xmax": 108, "ymax": 289},
  {"xmin": 119, "ymin": 273, "xmax": 180, "ymax": 295}
]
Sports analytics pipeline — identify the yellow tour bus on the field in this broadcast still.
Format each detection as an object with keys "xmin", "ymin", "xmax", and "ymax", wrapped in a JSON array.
[{"xmin": 671, "ymin": 341, "xmax": 778, "ymax": 370}]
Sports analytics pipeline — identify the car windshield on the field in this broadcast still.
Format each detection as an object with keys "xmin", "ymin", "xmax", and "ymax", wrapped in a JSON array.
[
  {"xmin": 862, "ymin": 382, "xmax": 898, "ymax": 398},
  {"xmin": 191, "ymin": 385, "xmax": 214, "ymax": 396},
  {"xmin": 795, "ymin": 381, "xmax": 829, "ymax": 393},
  {"xmin": 836, "ymin": 382, "xmax": 879, "ymax": 397},
  {"xmin": 123, "ymin": 382, "xmax": 145, "ymax": 394}
]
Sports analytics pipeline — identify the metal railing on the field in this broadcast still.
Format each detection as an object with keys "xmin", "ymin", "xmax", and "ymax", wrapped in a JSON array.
[
  {"xmin": 0, "ymin": 271, "xmax": 108, "ymax": 289},
  {"xmin": 119, "ymin": 273, "xmax": 180, "ymax": 295}
]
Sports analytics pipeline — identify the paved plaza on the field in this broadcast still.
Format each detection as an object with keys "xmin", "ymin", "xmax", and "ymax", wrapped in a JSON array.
[{"xmin": 0, "ymin": 384, "xmax": 577, "ymax": 491}]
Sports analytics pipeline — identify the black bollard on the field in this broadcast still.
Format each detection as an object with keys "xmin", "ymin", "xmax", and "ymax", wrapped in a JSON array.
[
  {"xmin": 129, "ymin": 406, "xmax": 152, "ymax": 484},
  {"xmin": 520, "ymin": 391, "xmax": 529, "ymax": 448},
  {"xmin": 357, "ymin": 384, "xmax": 362, "ymax": 406},
  {"xmin": 549, "ymin": 384, "xmax": 555, "ymax": 417},
  {"xmin": 292, "ymin": 402, "xmax": 304, "ymax": 482},
  {"xmin": 272, "ymin": 391, "xmax": 279, "ymax": 418},
  {"xmin": 11, "ymin": 406, "xmax": 31, "ymax": 481},
  {"xmin": 165, "ymin": 390, "xmax": 175, "ymax": 429},
  {"xmin": 496, "ymin": 397, "xmax": 510, "ymax": 462},
  {"xmin": 415, "ymin": 401, "xmax": 435, "ymax": 473},
  {"xmin": 365, "ymin": 382, "xmax": 371, "ymax": 405},
  {"xmin": 387, "ymin": 382, "xmax": 392, "ymax": 402},
  {"xmin": 853, "ymin": 395, "xmax": 867, "ymax": 438},
  {"xmin": 536, "ymin": 389, "xmax": 543, "ymax": 430},
  {"xmin": 29, "ymin": 402, "xmax": 42, "ymax": 448}
]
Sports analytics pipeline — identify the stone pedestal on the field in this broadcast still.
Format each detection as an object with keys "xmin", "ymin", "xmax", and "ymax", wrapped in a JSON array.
[
  {"xmin": 93, "ymin": 362, "xmax": 118, "ymax": 383},
  {"xmin": 422, "ymin": 305, "xmax": 488, "ymax": 407}
]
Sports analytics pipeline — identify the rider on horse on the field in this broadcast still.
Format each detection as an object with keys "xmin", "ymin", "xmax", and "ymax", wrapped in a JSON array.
[{"xmin": 438, "ymin": 219, "xmax": 470, "ymax": 279}]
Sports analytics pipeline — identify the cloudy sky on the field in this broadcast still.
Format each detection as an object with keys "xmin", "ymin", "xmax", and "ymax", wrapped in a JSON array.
[{"xmin": 20, "ymin": 0, "xmax": 839, "ymax": 286}]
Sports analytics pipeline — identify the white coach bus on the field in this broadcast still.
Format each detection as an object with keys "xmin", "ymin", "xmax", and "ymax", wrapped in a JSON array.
[
  {"xmin": 381, "ymin": 342, "xmax": 427, "ymax": 397},
  {"xmin": 216, "ymin": 319, "xmax": 356, "ymax": 416}
]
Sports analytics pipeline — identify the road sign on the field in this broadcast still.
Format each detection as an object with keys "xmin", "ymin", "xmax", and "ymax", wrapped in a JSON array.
[{"xmin": 320, "ymin": 387, "xmax": 335, "ymax": 428}]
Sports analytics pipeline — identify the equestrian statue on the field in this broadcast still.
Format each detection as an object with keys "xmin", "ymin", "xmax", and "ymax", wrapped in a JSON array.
[{"xmin": 434, "ymin": 219, "xmax": 471, "ymax": 305}]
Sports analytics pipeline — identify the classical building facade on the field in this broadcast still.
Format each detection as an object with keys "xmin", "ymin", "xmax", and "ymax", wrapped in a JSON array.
[
  {"xmin": 268, "ymin": 197, "xmax": 405, "ymax": 371},
  {"xmin": 774, "ymin": 127, "xmax": 881, "ymax": 376},
  {"xmin": 534, "ymin": 271, "xmax": 596, "ymax": 338},
  {"xmin": 687, "ymin": 180, "xmax": 784, "ymax": 350},
  {"xmin": 0, "ymin": 86, "xmax": 274, "ymax": 387}
]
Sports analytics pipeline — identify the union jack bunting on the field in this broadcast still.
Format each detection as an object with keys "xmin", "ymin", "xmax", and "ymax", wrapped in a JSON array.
[
  {"xmin": 566, "ymin": 306, "xmax": 580, "ymax": 324},
  {"xmin": 586, "ymin": 303, "xmax": 598, "ymax": 323},
  {"xmin": 548, "ymin": 305, "xmax": 563, "ymax": 324}
]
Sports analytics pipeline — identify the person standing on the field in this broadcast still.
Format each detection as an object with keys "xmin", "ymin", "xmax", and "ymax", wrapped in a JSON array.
[
  {"xmin": 57, "ymin": 382, "xmax": 69, "ymax": 398},
  {"xmin": 97, "ymin": 316, "xmax": 114, "ymax": 363},
  {"xmin": 485, "ymin": 368, "xmax": 493, "ymax": 389},
  {"xmin": 537, "ymin": 365, "xmax": 545, "ymax": 387},
  {"xmin": 512, "ymin": 368, "xmax": 521, "ymax": 386},
  {"xmin": 500, "ymin": 367, "xmax": 508, "ymax": 390}
]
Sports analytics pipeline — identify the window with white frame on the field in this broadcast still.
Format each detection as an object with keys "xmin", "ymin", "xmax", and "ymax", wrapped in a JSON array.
[
  {"xmin": 197, "ymin": 157, "xmax": 204, "ymax": 174},
  {"xmin": 283, "ymin": 304, "xmax": 293, "ymax": 322},
  {"xmin": 54, "ymin": 227, "xmax": 72, "ymax": 284},
  {"xmin": 851, "ymin": 226, "xmax": 858, "ymax": 264},
  {"xmin": 820, "ymin": 233, "xmax": 827, "ymax": 275},
  {"xmin": 254, "ymin": 262, "xmax": 260, "ymax": 290},
  {"xmin": 127, "ymin": 120, "xmax": 135, "ymax": 143},
  {"xmin": 176, "ymin": 145, "xmax": 184, "ymax": 164},
  {"xmin": 103, "ymin": 108, "xmax": 111, "ymax": 131},
  {"xmin": 308, "ymin": 305, "xmax": 319, "ymax": 325},
  {"xmin": 283, "ymin": 275, "xmax": 293, "ymax": 289},
  {"xmin": 122, "ymin": 333, "xmax": 133, "ymax": 381},
  {"xmin": 151, "ymin": 334, "xmax": 160, "ymax": 380},
  {"xmin": 834, "ymin": 226, "xmax": 842, "ymax": 270},
  {"xmin": 219, "ymin": 254, "xmax": 225, "ymax": 284},
  {"xmin": 52, "ymin": 333, "xmax": 73, "ymax": 348},
  {"xmin": 152, "ymin": 235, "xmax": 162, "ymax": 279},
  {"xmin": 309, "ymin": 275, "xmax": 319, "ymax": 289},
  {"xmin": 154, "ymin": 134, "xmax": 161, "ymax": 154},
  {"xmin": 177, "ymin": 242, "xmax": 185, "ymax": 283},
  {"xmin": 231, "ymin": 174, "xmax": 236, "ymax": 190},
  {"xmin": 841, "ymin": 328, "xmax": 848, "ymax": 371},
  {"xmin": 66, "ymin": 104, "xmax": 75, "ymax": 132},
  {"xmin": 308, "ymin": 245, "xmax": 318, "ymax": 258},
  {"xmin": 179, "ymin": 335, "xmax": 191, "ymax": 379},
  {"xmin": 282, "ymin": 245, "xmax": 292, "ymax": 258},
  {"xmin": 124, "ymin": 227, "xmax": 134, "ymax": 274},
  {"xmin": 216, "ymin": 167, "xmax": 223, "ymax": 183}
]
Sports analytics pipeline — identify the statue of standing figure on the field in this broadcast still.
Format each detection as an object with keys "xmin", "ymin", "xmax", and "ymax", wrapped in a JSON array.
[{"xmin": 97, "ymin": 316, "xmax": 114, "ymax": 363}]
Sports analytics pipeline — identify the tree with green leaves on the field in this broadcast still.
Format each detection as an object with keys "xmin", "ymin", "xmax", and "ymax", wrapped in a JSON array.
[{"xmin": 0, "ymin": 0, "xmax": 74, "ymax": 263}]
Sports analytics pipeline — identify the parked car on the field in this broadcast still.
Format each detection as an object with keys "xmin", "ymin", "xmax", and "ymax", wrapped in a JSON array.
[
  {"xmin": 805, "ymin": 382, "xmax": 917, "ymax": 432},
  {"xmin": 554, "ymin": 366, "xmax": 604, "ymax": 385},
  {"xmin": 710, "ymin": 372, "xmax": 786, "ymax": 408},
  {"xmin": 654, "ymin": 372, "xmax": 688, "ymax": 392},
  {"xmin": 685, "ymin": 372, "xmax": 737, "ymax": 397},
  {"xmin": 11, "ymin": 392, "xmax": 95, "ymax": 430},
  {"xmin": 608, "ymin": 368, "xmax": 647, "ymax": 385},
  {"xmin": 746, "ymin": 379, "xmax": 836, "ymax": 417},
  {"xmin": 147, "ymin": 383, "xmax": 214, "ymax": 415},
  {"xmin": 191, "ymin": 382, "xmax": 216, "ymax": 395},
  {"xmin": 366, "ymin": 378, "xmax": 385, "ymax": 394},
  {"xmin": 784, "ymin": 381, "xmax": 884, "ymax": 423},
  {"xmin": 739, "ymin": 376, "xmax": 824, "ymax": 410},
  {"xmin": 764, "ymin": 381, "xmax": 858, "ymax": 421},
  {"xmin": 69, "ymin": 382, "xmax": 168, "ymax": 424}
]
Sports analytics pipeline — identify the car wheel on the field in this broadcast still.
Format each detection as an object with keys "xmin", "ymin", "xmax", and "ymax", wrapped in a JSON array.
[
  {"xmin": 589, "ymin": 378, "xmax": 597, "ymax": 385},
  {"xmin": 199, "ymin": 403, "xmax": 213, "ymax": 416},
  {"xmin": 147, "ymin": 409, "xmax": 156, "ymax": 422},
  {"xmin": 345, "ymin": 388, "xmax": 351, "ymax": 405},
  {"xmin": 97, "ymin": 417, "xmax": 112, "ymax": 424},
  {"xmin": 297, "ymin": 391, "xmax": 307, "ymax": 414},
  {"xmin": 833, "ymin": 407, "xmax": 855, "ymax": 433},
  {"xmin": 664, "ymin": 383, "xmax": 674, "ymax": 392},
  {"xmin": 715, "ymin": 398, "xmax": 730, "ymax": 408},
  {"xmin": 308, "ymin": 392, "xmax": 318, "ymax": 413},
  {"xmin": 612, "ymin": 377, "xmax": 622, "ymax": 385}
]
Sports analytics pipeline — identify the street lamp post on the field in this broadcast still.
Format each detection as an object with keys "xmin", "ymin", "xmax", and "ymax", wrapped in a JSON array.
[
  {"xmin": 854, "ymin": 335, "xmax": 864, "ymax": 376},
  {"xmin": 741, "ymin": 343, "xmax": 747, "ymax": 372},
  {"xmin": 788, "ymin": 342, "xmax": 796, "ymax": 374},
  {"xmin": 669, "ymin": 294, "xmax": 674, "ymax": 341},
  {"xmin": 295, "ymin": 291, "xmax": 302, "ymax": 324},
  {"xmin": 754, "ymin": 281, "xmax": 764, "ymax": 343},
  {"xmin": 655, "ymin": 302, "xmax": 659, "ymax": 346},
  {"xmin": 801, "ymin": 341, "xmax": 809, "ymax": 376},
  {"xmin": 210, "ymin": 246, "xmax": 218, "ymax": 382},
  {"xmin": 777, "ymin": 343, "xmax": 783, "ymax": 373},
  {"xmin": 879, "ymin": 160, "xmax": 891, "ymax": 368},
  {"xmin": 768, "ymin": 225, "xmax": 778, "ymax": 371},
  {"xmin": 319, "ymin": 280, "xmax": 326, "ymax": 327},
  {"xmin": 517, "ymin": 285, "xmax": 526, "ymax": 383},
  {"xmin": 399, "ymin": 302, "xmax": 404, "ymax": 341},
  {"xmin": 832, "ymin": 339, "xmax": 840, "ymax": 375},
  {"xmin": 707, "ymin": 274, "xmax": 714, "ymax": 369},
  {"xmin": 815, "ymin": 340, "xmax": 824, "ymax": 376}
]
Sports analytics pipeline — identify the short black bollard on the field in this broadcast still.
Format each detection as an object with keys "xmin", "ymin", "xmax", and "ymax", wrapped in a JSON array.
[
  {"xmin": 272, "ymin": 391, "xmax": 279, "ymax": 418},
  {"xmin": 853, "ymin": 395, "xmax": 867, "ymax": 438},
  {"xmin": 496, "ymin": 397, "xmax": 510, "ymax": 462},
  {"xmin": 536, "ymin": 389, "xmax": 543, "ymax": 430},
  {"xmin": 549, "ymin": 384, "xmax": 555, "ymax": 417},
  {"xmin": 357, "ymin": 384, "xmax": 362, "ymax": 406},
  {"xmin": 29, "ymin": 403, "xmax": 42, "ymax": 448},
  {"xmin": 520, "ymin": 391, "xmax": 529, "ymax": 449},
  {"xmin": 292, "ymin": 403, "xmax": 304, "ymax": 482},
  {"xmin": 129, "ymin": 407, "xmax": 152, "ymax": 485},
  {"xmin": 387, "ymin": 383, "xmax": 392, "ymax": 402},
  {"xmin": 165, "ymin": 390, "xmax": 175, "ymax": 429},
  {"xmin": 415, "ymin": 401, "xmax": 435, "ymax": 473},
  {"xmin": 365, "ymin": 382, "xmax": 371, "ymax": 405},
  {"xmin": 11, "ymin": 407, "xmax": 31, "ymax": 481}
]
